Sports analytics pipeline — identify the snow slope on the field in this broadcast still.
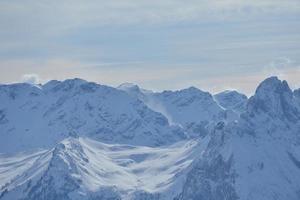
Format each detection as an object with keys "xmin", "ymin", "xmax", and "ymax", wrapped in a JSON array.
[{"xmin": 0, "ymin": 137, "xmax": 209, "ymax": 200}]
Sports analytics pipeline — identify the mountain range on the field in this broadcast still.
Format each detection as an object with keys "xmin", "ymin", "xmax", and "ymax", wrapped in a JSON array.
[{"xmin": 0, "ymin": 76, "xmax": 300, "ymax": 200}]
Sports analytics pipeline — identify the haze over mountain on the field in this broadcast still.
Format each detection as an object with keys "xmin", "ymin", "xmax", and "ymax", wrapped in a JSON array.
[{"xmin": 0, "ymin": 76, "xmax": 300, "ymax": 200}]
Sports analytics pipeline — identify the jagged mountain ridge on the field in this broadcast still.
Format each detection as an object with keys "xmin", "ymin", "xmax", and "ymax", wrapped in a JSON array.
[
  {"xmin": 1, "ymin": 76, "xmax": 300, "ymax": 200},
  {"xmin": 178, "ymin": 77, "xmax": 300, "ymax": 200},
  {"xmin": 0, "ymin": 79, "xmax": 185, "ymax": 153},
  {"xmin": 118, "ymin": 85, "xmax": 240, "ymax": 138}
]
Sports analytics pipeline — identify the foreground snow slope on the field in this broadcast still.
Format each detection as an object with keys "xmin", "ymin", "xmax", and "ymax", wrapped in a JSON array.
[{"xmin": 0, "ymin": 137, "xmax": 208, "ymax": 200}]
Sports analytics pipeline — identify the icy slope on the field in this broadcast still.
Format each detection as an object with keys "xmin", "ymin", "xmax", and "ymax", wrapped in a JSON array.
[
  {"xmin": 0, "ymin": 79, "xmax": 185, "ymax": 153},
  {"xmin": 0, "ymin": 137, "xmax": 208, "ymax": 200}
]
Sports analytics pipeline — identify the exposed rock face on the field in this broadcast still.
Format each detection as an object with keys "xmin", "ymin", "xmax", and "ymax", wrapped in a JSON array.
[
  {"xmin": 246, "ymin": 76, "xmax": 300, "ymax": 122},
  {"xmin": 177, "ymin": 122, "xmax": 238, "ymax": 200}
]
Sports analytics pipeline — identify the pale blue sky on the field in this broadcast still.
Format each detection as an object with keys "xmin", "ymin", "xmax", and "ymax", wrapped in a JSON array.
[{"xmin": 1, "ymin": 0, "xmax": 300, "ymax": 94}]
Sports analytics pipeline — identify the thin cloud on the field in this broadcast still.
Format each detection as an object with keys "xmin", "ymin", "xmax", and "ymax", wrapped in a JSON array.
[
  {"xmin": 1, "ymin": 0, "xmax": 300, "ymax": 30},
  {"xmin": 0, "ymin": 1, "xmax": 299, "ymax": 94}
]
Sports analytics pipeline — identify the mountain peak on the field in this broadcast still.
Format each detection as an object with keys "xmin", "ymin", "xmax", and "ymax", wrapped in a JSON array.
[
  {"xmin": 179, "ymin": 86, "xmax": 208, "ymax": 95},
  {"xmin": 218, "ymin": 90, "xmax": 247, "ymax": 97},
  {"xmin": 214, "ymin": 90, "xmax": 248, "ymax": 113},
  {"xmin": 247, "ymin": 76, "xmax": 299, "ymax": 121},
  {"xmin": 184, "ymin": 86, "xmax": 200, "ymax": 92},
  {"xmin": 43, "ymin": 78, "xmax": 94, "ymax": 93},
  {"xmin": 64, "ymin": 78, "xmax": 87, "ymax": 83},
  {"xmin": 175, "ymin": 86, "xmax": 211, "ymax": 98},
  {"xmin": 255, "ymin": 76, "xmax": 291, "ymax": 96},
  {"xmin": 118, "ymin": 82, "xmax": 140, "ymax": 92}
]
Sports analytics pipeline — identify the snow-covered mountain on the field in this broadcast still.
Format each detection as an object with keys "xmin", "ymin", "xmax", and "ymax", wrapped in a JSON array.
[
  {"xmin": 214, "ymin": 90, "xmax": 248, "ymax": 114},
  {"xmin": 0, "ymin": 137, "xmax": 208, "ymax": 200},
  {"xmin": 0, "ymin": 79, "xmax": 185, "ymax": 153},
  {"xmin": 178, "ymin": 77, "xmax": 300, "ymax": 200},
  {"xmin": 117, "ymin": 83, "xmax": 152, "ymax": 101},
  {"xmin": 118, "ymin": 85, "xmax": 237, "ymax": 138},
  {"xmin": 1, "ymin": 76, "xmax": 300, "ymax": 200}
]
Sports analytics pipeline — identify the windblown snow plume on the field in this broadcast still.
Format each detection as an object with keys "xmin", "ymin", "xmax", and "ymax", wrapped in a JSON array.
[{"xmin": 21, "ymin": 74, "xmax": 40, "ymax": 85}]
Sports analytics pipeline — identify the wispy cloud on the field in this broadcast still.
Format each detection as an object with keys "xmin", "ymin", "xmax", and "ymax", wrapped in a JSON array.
[
  {"xmin": 1, "ymin": 1, "xmax": 299, "ymax": 27},
  {"xmin": 0, "ymin": 1, "xmax": 299, "ymax": 94}
]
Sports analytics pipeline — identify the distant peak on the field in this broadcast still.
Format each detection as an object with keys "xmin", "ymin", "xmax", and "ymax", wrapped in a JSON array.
[
  {"xmin": 176, "ymin": 86, "xmax": 202, "ymax": 94},
  {"xmin": 42, "ymin": 78, "xmax": 92, "ymax": 92},
  {"xmin": 42, "ymin": 80, "xmax": 61, "ymax": 89},
  {"xmin": 258, "ymin": 76, "xmax": 280, "ymax": 87},
  {"xmin": 214, "ymin": 90, "xmax": 248, "ymax": 113},
  {"xmin": 159, "ymin": 87, "xmax": 214, "ymax": 106},
  {"xmin": 255, "ymin": 76, "xmax": 291, "ymax": 96},
  {"xmin": 43, "ymin": 78, "xmax": 87, "ymax": 87},
  {"xmin": 215, "ymin": 90, "xmax": 247, "ymax": 98},
  {"xmin": 265, "ymin": 76, "xmax": 280, "ymax": 81},
  {"xmin": 62, "ymin": 78, "xmax": 87, "ymax": 85},
  {"xmin": 247, "ymin": 76, "xmax": 299, "ymax": 121},
  {"xmin": 117, "ymin": 82, "xmax": 153, "ymax": 95},
  {"xmin": 118, "ymin": 82, "xmax": 140, "ymax": 91},
  {"xmin": 185, "ymin": 86, "xmax": 200, "ymax": 92},
  {"xmin": 0, "ymin": 82, "xmax": 42, "ymax": 92},
  {"xmin": 44, "ymin": 80, "xmax": 61, "ymax": 85}
]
